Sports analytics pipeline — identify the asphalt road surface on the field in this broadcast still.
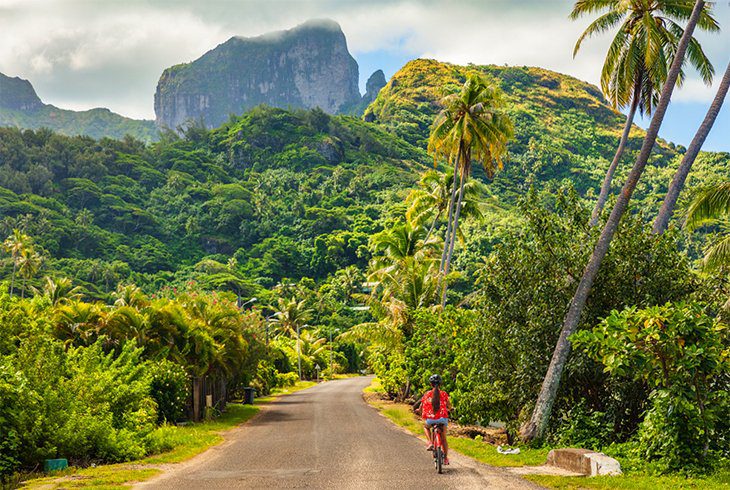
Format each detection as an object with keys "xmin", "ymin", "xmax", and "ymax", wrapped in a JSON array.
[{"xmin": 139, "ymin": 376, "xmax": 540, "ymax": 489}]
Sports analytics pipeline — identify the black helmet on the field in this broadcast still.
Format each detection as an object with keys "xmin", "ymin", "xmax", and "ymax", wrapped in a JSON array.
[{"xmin": 429, "ymin": 374, "xmax": 442, "ymax": 386}]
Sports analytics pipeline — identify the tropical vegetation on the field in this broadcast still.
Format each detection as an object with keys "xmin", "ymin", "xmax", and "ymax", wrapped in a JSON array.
[{"xmin": 1, "ymin": 2, "xmax": 729, "ymax": 484}]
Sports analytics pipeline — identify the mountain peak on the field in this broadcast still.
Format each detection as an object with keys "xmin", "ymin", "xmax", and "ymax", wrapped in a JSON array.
[
  {"xmin": 155, "ymin": 19, "xmax": 360, "ymax": 130},
  {"xmin": 0, "ymin": 72, "xmax": 43, "ymax": 112}
]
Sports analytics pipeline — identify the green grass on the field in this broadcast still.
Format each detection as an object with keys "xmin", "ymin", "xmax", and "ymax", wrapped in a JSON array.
[
  {"xmin": 525, "ymin": 468, "xmax": 730, "ymax": 489},
  {"xmin": 21, "ymin": 380, "xmax": 317, "ymax": 489},
  {"xmin": 449, "ymin": 438, "xmax": 549, "ymax": 467},
  {"xmin": 363, "ymin": 377, "xmax": 385, "ymax": 394}
]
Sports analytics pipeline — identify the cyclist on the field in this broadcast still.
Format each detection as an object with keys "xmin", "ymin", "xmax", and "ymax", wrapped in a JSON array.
[{"xmin": 414, "ymin": 374, "xmax": 451, "ymax": 465}]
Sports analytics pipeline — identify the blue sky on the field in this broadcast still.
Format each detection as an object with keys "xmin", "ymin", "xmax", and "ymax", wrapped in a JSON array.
[{"xmin": 0, "ymin": 0, "xmax": 728, "ymax": 151}]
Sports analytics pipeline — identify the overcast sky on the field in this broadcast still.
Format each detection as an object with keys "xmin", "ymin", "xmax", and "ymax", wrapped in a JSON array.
[{"xmin": 1, "ymin": 0, "xmax": 728, "ymax": 150}]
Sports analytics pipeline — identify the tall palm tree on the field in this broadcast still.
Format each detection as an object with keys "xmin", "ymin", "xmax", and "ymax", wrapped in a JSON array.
[
  {"xmin": 571, "ymin": 0, "xmax": 718, "ymax": 226},
  {"xmin": 17, "ymin": 247, "xmax": 42, "ymax": 299},
  {"xmin": 685, "ymin": 181, "xmax": 730, "ymax": 270},
  {"xmin": 654, "ymin": 61, "xmax": 730, "ymax": 233},
  {"xmin": 521, "ymin": 0, "xmax": 708, "ymax": 442},
  {"xmin": 406, "ymin": 169, "xmax": 486, "ymax": 242},
  {"xmin": 428, "ymin": 75, "xmax": 513, "ymax": 305},
  {"xmin": 3, "ymin": 229, "xmax": 30, "ymax": 297}
]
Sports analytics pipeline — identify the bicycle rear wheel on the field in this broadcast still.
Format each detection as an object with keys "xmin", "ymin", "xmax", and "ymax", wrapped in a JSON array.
[{"xmin": 435, "ymin": 447, "xmax": 443, "ymax": 474}]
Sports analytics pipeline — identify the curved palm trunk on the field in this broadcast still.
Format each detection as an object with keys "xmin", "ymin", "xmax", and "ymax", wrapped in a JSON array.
[
  {"xmin": 520, "ymin": 0, "xmax": 706, "ymax": 442},
  {"xmin": 441, "ymin": 169, "xmax": 467, "ymax": 307},
  {"xmin": 440, "ymin": 156, "xmax": 461, "ymax": 275},
  {"xmin": 589, "ymin": 86, "xmax": 641, "ymax": 226},
  {"xmin": 653, "ymin": 60, "xmax": 730, "ymax": 234},
  {"xmin": 424, "ymin": 209, "xmax": 442, "ymax": 243}
]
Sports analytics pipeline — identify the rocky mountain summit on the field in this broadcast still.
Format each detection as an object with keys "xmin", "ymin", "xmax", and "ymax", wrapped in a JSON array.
[
  {"xmin": 0, "ymin": 73, "xmax": 44, "ymax": 111},
  {"xmin": 155, "ymin": 19, "xmax": 383, "ymax": 130}
]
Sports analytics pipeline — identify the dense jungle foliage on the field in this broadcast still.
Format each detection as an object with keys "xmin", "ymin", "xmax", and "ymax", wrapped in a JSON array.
[{"xmin": 1, "ymin": 60, "xmax": 728, "ymax": 481}]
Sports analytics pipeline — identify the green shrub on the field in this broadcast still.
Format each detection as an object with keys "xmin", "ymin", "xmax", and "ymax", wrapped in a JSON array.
[
  {"xmin": 6, "ymin": 336, "xmax": 157, "ymax": 467},
  {"xmin": 551, "ymin": 401, "xmax": 613, "ymax": 450},
  {"xmin": 252, "ymin": 360, "xmax": 278, "ymax": 396},
  {"xmin": 574, "ymin": 302, "xmax": 729, "ymax": 472},
  {"xmin": 144, "ymin": 425, "xmax": 181, "ymax": 455},
  {"xmin": 276, "ymin": 371, "xmax": 298, "ymax": 388},
  {"xmin": 149, "ymin": 360, "xmax": 189, "ymax": 424},
  {"xmin": 0, "ymin": 364, "xmax": 21, "ymax": 481}
]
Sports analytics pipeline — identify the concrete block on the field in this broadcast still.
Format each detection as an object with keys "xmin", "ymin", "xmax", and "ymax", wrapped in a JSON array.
[{"xmin": 546, "ymin": 448, "xmax": 622, "ymax": 476}]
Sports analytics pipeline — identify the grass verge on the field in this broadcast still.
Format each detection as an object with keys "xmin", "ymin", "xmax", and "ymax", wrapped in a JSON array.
[
  {"xmin": 21, "ymin": 380, "xmax": 317, "ymax": 489},
  {"xmin": 524, "ymin": 469, "xmax": 730, "ymax": 490}
]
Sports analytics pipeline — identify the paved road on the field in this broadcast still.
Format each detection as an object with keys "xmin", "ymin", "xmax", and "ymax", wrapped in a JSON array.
[{"xmin": 139, "ymin": 377, "xmax": 540, "ymax": 489}]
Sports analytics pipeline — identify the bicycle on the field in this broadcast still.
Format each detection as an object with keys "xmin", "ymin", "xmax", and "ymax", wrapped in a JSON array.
[{"xmin": 430, "ymin": 423, "xmax": 446, "ymax": 474}]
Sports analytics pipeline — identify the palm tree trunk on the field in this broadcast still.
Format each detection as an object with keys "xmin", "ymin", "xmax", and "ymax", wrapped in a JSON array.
[
  {"xmin": 440, "ymin": 156, "xmax": 461, "ymax": 275},
  {"xmin": 589, "ymin": 83, "xmax": 641, "ymax": 226},
  {"xmin": 424, "ymin": 209, "xmax": 442, "ymax": 243},
  {"xmin": 441, "ymin": 168, "xmax": 467, "ymax": 307},
  {"xmin": 9, "ymin": 261, "xmax": 16, "ymax": 297},
  {"xmin": 520, "ymin": 0, "xmax": 706, "ymax": 442},
  {"xmin": 653, "ymin": 60, "xmax": 730, "ymax": 234},
  {"xmin": 192, "ymin": 377, "xmax": 202, "ymax": 421}
]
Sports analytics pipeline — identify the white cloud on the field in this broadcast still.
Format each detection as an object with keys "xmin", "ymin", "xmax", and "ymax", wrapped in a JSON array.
[{"xmin": 0, "ymin": 0, "xmax": 727, "ymax": 119}]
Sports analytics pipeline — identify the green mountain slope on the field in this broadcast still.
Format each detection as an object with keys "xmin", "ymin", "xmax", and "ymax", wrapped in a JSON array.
[
  {"xmin": 0, "ymin": 106, "xmax": 426, "ymax": 297},
  {"xmin": 0, "ymin": 72, "xmax": 158, "ymax": 142},
  {"xmin": 365, "ymin": 59, "xmax": 729, "ymax": 211}
]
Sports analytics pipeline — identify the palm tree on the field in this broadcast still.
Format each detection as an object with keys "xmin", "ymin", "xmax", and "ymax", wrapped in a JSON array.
[
  {"xmin": 270, "ymin": 297, "xmax": 313, "ymax": 339},
  {"xmin": 33, "ymin": 276, "xmax": 83, "ymax": 305},
  {"xmin": 369, "ymin": 222, "xmax": 439, "ymax": 280},
  {"xmin": 406, "ymin": 169, "xmax": 486, "ymax": 242},
  {"xmin": 54, "ymin": 300, "xmax": 107, "ymax": 348},
  {"xmin": 654, "ymin": 61, "xmax": 730, "ymax": 233},
  {"xmin": 685, "ymin": 182, "xmax": 730, "ymax": 270},
  {"xmin": 17, "ymin": 247, "xmax": 42, "ymax": 299},
  {"xmin": 428, "ymin": 74, "xmax": 513, "ymax": 305},
  {"xmin": 3, "ymin": 230, "xmax": 30, "ymax": 297},
  {"xmin": 521, "ymin": 0, "xmax": 708, "ymax": 442},
  {"xmin": 112, "ymin": 283, "xmax": 148, "ymax": 308},
  {"xmin": 571, "ymin": 0, "xmax": 718, "ymax": 226}
]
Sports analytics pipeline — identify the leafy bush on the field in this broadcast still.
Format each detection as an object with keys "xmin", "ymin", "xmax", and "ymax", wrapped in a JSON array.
[
  {"xmin": 276, "ymin": 372, "xmax": 299, "ymax": 387},
  {"xmin": 551, "ymin": 401, "xmax": 613, "ymax": 451},
  {"xmin": 5, "ymin": 336, "xmax": 157, "ymax": 467},
  {"xmin": 574, "ymin": 302, "xmax": 729, "ymax": 472},
  {"xmin": 252, "ymin": 360, "xmax": 278, "ymax": 396},
  {"xmin": 149, "ymin": 360, "xmax": 189, "ymax": 424},
  {"xmin": 0, "ymin": 365, "xmax": 21, "ymax": 481}
]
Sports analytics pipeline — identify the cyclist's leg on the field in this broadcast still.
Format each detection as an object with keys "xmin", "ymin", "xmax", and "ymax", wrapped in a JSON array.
[{"xmin": 424, "ymin": 422, "xmax": 433, "ymax": 446}]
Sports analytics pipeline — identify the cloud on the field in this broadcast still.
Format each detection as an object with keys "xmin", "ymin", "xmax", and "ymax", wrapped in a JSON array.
[
  {"xmin": 0, "ymin": 2, "xmax": 228, "ymax": 119},
  {"xmin": 0, "ymin": 0, "xmax": 727, "ymax": 119}
]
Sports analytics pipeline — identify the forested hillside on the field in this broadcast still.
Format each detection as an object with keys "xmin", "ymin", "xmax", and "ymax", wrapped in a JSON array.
[
  {"xmin": 0, "ymin": 72, "xmax": 157, "ymax": 142},
  {"xmin": 0, "ymin": 107, "xmax": 425, "ymax": 298},
  {"xmin": 1, "ymin": 60, "xmax": 728, "ymax": 297}
]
